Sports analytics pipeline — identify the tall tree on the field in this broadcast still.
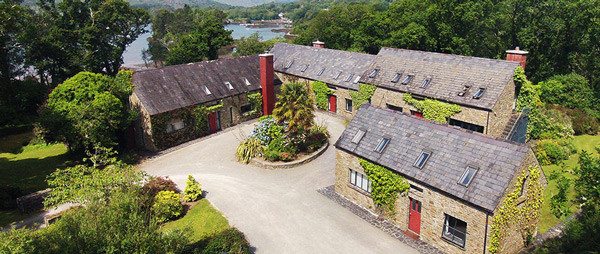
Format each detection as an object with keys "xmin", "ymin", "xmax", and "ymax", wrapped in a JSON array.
[{"xmin": 273, "ymin": 83, "xmax": 315, "ymax": 135}]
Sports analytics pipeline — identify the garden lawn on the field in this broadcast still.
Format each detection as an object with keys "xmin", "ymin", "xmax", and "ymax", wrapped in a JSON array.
[
  {"xmin": 0, "ymin": 132, "xmax": 69, "ymax": 226},
  {"xmin": 161, "ymin": 199, "xmax": 230, "ymax": 243},
  {"xmin": 538, "ymin": 135, "xmax": 600, "ymax": 233}
]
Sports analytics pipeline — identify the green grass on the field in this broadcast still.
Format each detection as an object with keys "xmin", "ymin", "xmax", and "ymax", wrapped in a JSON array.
[
  {"xmin": 161, "ymin": 199, "xmax": 230, "ymax": 243},
  {"xmin": 538, "ymin": 135, "xmax": 600, "ymax": 233},
  {"xmin": 0, "ymin": 132, "xmax": 70, "ymax": 227}
]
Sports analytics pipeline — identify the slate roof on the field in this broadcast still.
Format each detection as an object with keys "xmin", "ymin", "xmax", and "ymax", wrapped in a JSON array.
[
  {"xmin": 335, "ymin": 104, "xmax": 532, "ymax": 212},
  {"xmin": 360, "ymin": 47, "xmax": 521, "ymax": 110},
  {"xmin": 269, "ymin": 43, "xmax": 375, "ymax": 90},
  {"xmin": 133, "ymin": 55, "xmax": 278, "ymax": 116}
]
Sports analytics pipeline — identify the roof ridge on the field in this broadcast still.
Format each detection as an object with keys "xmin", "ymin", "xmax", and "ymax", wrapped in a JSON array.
[
  {"xmin": 378, "ymin": 47, "xmax": 521, "ymax": 66},
  {"xmin": 273, "ymin": 42, "xmax": 374, "ymax": 57},
  {"xmin": 134, "ymin": 55, "xmax": 259, "ymax": 73}
]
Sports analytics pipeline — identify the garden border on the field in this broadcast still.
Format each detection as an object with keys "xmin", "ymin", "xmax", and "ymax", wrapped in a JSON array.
[{"xmin": 250, "ymin": 140, "xmax": 329, "ymax": 169}]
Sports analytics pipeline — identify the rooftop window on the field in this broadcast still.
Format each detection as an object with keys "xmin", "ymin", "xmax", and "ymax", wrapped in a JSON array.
[
  {"xmin": 353, "ymin": 76, "xmax": 361, "ymax": 84},
  {"xmin": 244, "ymin": 77, "xmax": 252, "ymax": 86},
  {"xmin": 345, "ymin": 74, "xmax": 354, "ymax": 82},
  {"xmin": 420, "ymin": 78, "xmax": 431, "ymax": 88},
  {"xmin": 391, "ymin": 73, "xmax": 402, "ymax": 83},
  {"xmin": 473, "ymin": 88, "xmax": 486, "ymax": 99},
  {"xmin": 458, "ymin": 166, "xmax": 478, "ymax": 187},
  {"xmin": 375, "ymin": 137, "xmax": 390, "ymax": 153},
  {"xmin": 201, "ymin": 85, "xmax": 212, "ymax": 95},
  {"xmin": 458, "ymin": 85, "xmax": 470, "ymax": 97},
  {"xmin": 225, "ymin": 81, "xmax": 233, "ymax": 90},
  {"xmin": 334, "ymin": 71, "xmax": 342, "ymax": 80},
  {"xmin": 351, "ymin": 129, "xmax": 366, "ymax": 144},
  {"xmin": 413, "ymin": 151, "xmax": 431, "ymax": 169},
  {"xmin": 401, "ymin": 75, "xmax": 413, "ymax": 85},
  {"xmin": 317, "ymin": 68, "xmax": 326, "ymax": 76},
  {"xmin": 301, "ymin": 64, "xmax": 309, "ymax": 72},
  {"xmin": 285, "ymin": 60, "xmax": 294, "ymax": 69},
  {"xmin": 368, "ymin": 69, "xmax": 379, "ymax": 78}
]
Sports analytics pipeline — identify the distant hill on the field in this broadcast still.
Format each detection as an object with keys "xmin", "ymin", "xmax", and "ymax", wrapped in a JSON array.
[{"xmin": 22, "ymin": 0, "xmax": 298, "ymax": 8}]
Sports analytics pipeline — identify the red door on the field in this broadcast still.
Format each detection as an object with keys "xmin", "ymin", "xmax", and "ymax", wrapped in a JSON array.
[
  {"xmin": 329, "ymin": 95, "xmax": 337, "ymax": 112},
  {"xmin": 409, "ymin": 198, "xmax": 422, "ymax": 234},
  {"xmin": 209, "ymin": 112, "xmax": 217, "ymax": 133},
  {"xmin": 412, "ymin": 111, "xmax": 423, "ymax": 118}
]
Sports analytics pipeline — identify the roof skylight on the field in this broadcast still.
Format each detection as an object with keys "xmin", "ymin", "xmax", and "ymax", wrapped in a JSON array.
[
  {"xmin": 244, "ymin": 77, "xmax": 252, "ymax": 86},
  {"xmin": 368, "ymin": 69, "xmax": 379, "ymax": 78},
  {"xmin": 345, "ymin": 74, "xmax": 354, "ymax": 82},
  {"xmin": 420, "ymin": 78, "xmax": 431, "ymax": 88},
  {"xmin": 391, "ymin": 73, "xmax": 402, "ymax": 83},
  {"xmin": 401, "ymin": 75, "xmax": 413, "ymax": 85},
  {"xmin": 473, "ymin": 88, "xmax": 486, "ymax": 99},
  {"xmin": 414, "ymin": 151, "xmax": 431, "ymax": 169},
  {"xmin": 334, "ymin": 71, "xmax": 342, "ymax": 80},
  {"xmin": 285, "ymin": 60, "xmax": 294, "ymax": 69},
  {"xmin": 317, "ymin": 68, "xmax": 326, "ymax": 76},
  {"xmin": 458, "ymin": 85, "xmax": 470, "ymax": 97},
  {"xmin": 225, "ymin": 82, "xmax": 233, "ymax": 90},
  {"xmin": 351, "ymin": 129, "xmax": 366, "ymax": 144},
  {"xmin": 375, "ymin": 137, "xmax": 390, "ymax": 153},
  {"xmin": 301, "ymin": 64, "xmax": 309, "ymax": 72},
  {"xmin": 201, "ymin": 85, "xmax": 212, "ymax": 95},
  {"xmin": 353, "ymin": 76, "xmax": 361, "ymax": 84},
  {"xmin": 458, "ymin": 166, "xmax": 478, "ymax": 186}
]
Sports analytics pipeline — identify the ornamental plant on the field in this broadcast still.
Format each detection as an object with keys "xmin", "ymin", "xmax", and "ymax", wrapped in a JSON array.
[
  {"xmin": 184, "ymin": 175, "xmax": 203, "ymax": 202},
  {"xmin": 359, "ymin": 159, "xmax": 409, "ymax": 217},
  {"xmin": 349, "ymin": 83, "xmax": 376, "ymax": 109},
  {"xmin": 152, "ymin": 190, "xmax": 182, "ymax": 223},
  {"xmin": 403, "ymin": 93, "xmax": 461, "ymax": 123},
  {"xmin": 311, "ymin": 81, "xmax": 334, "ymax": 110}
]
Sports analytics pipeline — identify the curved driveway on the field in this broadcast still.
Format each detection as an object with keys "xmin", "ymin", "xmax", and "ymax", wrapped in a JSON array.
[{"xmin": 139, "ymin": 112, "xmax": 418, "ymax": 254}]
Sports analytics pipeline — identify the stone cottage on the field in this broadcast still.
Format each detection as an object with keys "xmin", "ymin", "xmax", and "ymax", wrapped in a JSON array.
[
  {"xmin": 334, "ymin": 104, "xmax": 545, "ymax": 254},
  {"xmin": 270, "ymin": 42, "xmax": 528, "ymax": 139},
  {"xmin": 130, "ymin": 54, "xmax": 280, "ymax": 151}
]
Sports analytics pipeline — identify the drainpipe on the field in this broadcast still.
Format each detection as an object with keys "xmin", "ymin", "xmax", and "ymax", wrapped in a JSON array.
[
  {"xmin": 483, "ymin": 212, "xmax": 490, "ymax": 254},
  {"xmin": 486, "ymin": 112, "xmax": 490, "ymax": 135}
]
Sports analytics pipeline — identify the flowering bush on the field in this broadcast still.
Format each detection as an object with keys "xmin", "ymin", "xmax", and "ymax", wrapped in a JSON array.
[
  {"xmin": 248, "ymin": 115, "xmax": 285, "ymax": 146},
  {"xmin": 152, "ymin": 190, "xmax": 182, "ymax": 223}
]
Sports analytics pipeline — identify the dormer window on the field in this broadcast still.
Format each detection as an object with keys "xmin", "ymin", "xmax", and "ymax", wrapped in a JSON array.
[
  {"xmin": 351, "ymin": 129, "xmax": 366, "ymax": 144},
  {"xmin": 334, "ymin": 71, "xmax": 342, "ymax": 80},
  {"xmin": 368, "ymin": 69, "xmax": 379, "ymax": 78},
  {"xmin": 345, "ymin": 74, "xmax": 354, "ymax": 82},
  {"xmin": 225, "ymin": 82, "xmax": 233, "ymax": 90},
  {"xmin": 375, "ymin": 137, "xmax": 390, "ymax": 153},
  {"xmin": 473, "ymin": 88, "xmax": 486, "ymax": 99},
  {"xmin": 301, "ymin": 64, "xmax": 309, "ymax": 72},
  {"xmin": 414, "ymin": 151, "xmax": 431, "ymax": 169},
  {"xmin": 401, "ymin": 75, "xmax": 413, "ymax": 85},
  {"xmin": 317, "ymin": 68, "xmax": 326, "ymax": 76},
  {"xmin": 458, "ymin": 85, "xmax": 470, "ymax": 97},
  {"xmin": 285, "ymin": 60, "xmax": 294, "ymax": 69},
  {"xmin": 244, "ymin": 77, "xmax": 252, "ymax": 86},
  {"xmin": 391, "ymin": 73, "xmax": 402, "ymax": 83},
  {"xmin": 353, "ymin": 76, "xmax": 361, "ymax": 84},
  {"xmin": 201, "ymin": 85, "xmax": 212, "ymax": 95},
  {"xmin": 458, "ymin": 166, "xmax": 478, "ymax": 187},
  {"xmin": 420, "ymin": 78, "xmax": 431, "ymax": 88}
]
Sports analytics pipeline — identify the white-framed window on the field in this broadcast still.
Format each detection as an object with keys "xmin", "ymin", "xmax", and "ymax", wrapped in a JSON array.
[
  {"xmin": 458, "ymin": 166, "xmax": 478, "ymax": 187},
  {"xmin": 166, "ymin": 119, "xmax": 185, "ymax": 133},
  {"xmin": 345, "ymin": 98, "xmax": 353, "ymax": 112},
  {"xmin": 351, "ymin": 129, "xmax": 366, "ymax": 144},
  {"xmin": 442, "ymin": 214, "xmax": 467, "ymax": 248},
  {"xmin": 375, "ymin": 137, "xmax": 390, "ymax": 153},
  {"xmin": 349, "ymin": 169, "xmax": 371, "ymax": 193},
  {"xmin": 414, "ymin": 151, "xmax": 431, "ymax": 169}
]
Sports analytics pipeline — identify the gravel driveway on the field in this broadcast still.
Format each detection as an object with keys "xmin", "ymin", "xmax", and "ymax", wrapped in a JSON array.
[{"xmin": 138, "ymin": 112, "xmax": 418, "ymax": 254}]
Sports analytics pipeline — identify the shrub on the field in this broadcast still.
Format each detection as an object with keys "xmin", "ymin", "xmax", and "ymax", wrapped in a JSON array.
[
  {"xmin": 152, "ymin": 191, "xmax": 182, "ymax": 223},
  {"xmin": 184, "ymin": 175, "xmax": 202, "ymax": 202},
  {"xmin": 248, "ymin": 115, "xmax": 284, "ymax": 146},
  {"xmin": 262, "ymin": 149, "xmax": 281, "ymax": 162},
  {"xmin": 143, "ymin": 176, "xmax": 178, "ymax": 197},
  {"xmin": 529, "ymin": 105, "xmax": 574, "ymax": 140},
  {"xmin": 548, "ymin": 104, "xmax": 599, "ymax": 135},
  {"xmin": 595, "ymin": 144, "xmax": 600, "ymax": 154},
  {"xmin": 534, "ymin": 140, "xmax": 572, "ymax": 165},
  {"xmin": 236, "ymin": 138, "xmax": 264, "ymax": 164},
  {"xmin": 539, "ymin": 73, "xmax": 595, "ymax": 111},
  {"xmin": 193, "ymin": 228, "xmax": 252, "ymax": 254}
]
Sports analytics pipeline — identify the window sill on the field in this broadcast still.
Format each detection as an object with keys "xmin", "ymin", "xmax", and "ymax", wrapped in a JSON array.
[
  {"xmin": 347, "ymin": 183, "xmax": 371, "ymax": 197},
  {"xmin": 440, "ymin": 236, "xmax": 466, "ymax": 250}
]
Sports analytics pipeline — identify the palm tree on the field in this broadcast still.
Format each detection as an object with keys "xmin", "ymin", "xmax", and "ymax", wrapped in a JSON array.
[{"xmin": 273, "ymin": 82, "xmax": 315, "ymax": 134}]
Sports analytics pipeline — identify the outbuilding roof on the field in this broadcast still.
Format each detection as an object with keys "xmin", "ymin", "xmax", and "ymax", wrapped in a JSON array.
[
  {"xmin": 269, "ymin": 43, "xmax": 376, "ymax": 90},
  {"xmin": 335, "ymin": 104, "xmax": 532, "ymax": 212},
  {"xmin": 360, "ymin": 47, "xmax": 520, "ymax": 110},
  {"xmin": 132, "ymin": 55, "xmax": 278, "ymax": 115}
]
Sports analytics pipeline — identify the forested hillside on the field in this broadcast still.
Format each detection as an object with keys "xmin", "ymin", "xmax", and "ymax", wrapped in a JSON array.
[{"xmin": 22, "ymin": 0, "xmax": 295, "ymax": 8}]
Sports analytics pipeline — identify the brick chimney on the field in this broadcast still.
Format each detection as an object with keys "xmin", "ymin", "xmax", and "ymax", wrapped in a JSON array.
[
  {"xmin": 506, "ymin": 47, "xmax": 529, "ymax": 70},
  {"xmin": 260, "ymin": 53, "xmax": 275, "ymax": 116},
  {"xmin": 312, "ymin": 40, "xmax": 324, "ymax": 48}
]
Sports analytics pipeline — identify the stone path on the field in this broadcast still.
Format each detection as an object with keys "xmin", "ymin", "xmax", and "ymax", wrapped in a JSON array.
[{"xmin": 318, "ymin": 185, "xmax": 446, "ymax": 254}]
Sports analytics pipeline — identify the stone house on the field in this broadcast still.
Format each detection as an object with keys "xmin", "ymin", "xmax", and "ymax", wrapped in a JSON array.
[
  {"xmin": 334, "ymin": 104, "xmax": 545, "ymax": 254},
  {"xmin": 130, "ymin": 54, "xmax": 280, "ymax": 151},
  {"xmin": 270, "ymin": 42, "xmax": 528, "ymax": 139}
]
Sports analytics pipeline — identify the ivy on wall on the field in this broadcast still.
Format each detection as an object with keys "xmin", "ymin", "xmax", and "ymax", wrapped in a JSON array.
[
  {"xmin": 403, "ymin": 93, "xmax": 462, "ymax": 123},
  {"xmin": 245, "ymin": 92, "xmax": 263, "ymax": 118},
  {"xmin": 488, "ymin": 165, "xmax": 544, "ymax": 254},
  {"xmin": 359, "ymin": 158, "xmax": 410, "ymax": 217},
  {"xmin": 311, "ymin": 81, "xmax": 334, "ymax": 110},
  {"xmin": 151, "ymin": 102, "xmax": 222, "ymax": 150},
  {"xmin": 350, "ymin": 83, "xmax": 376, "ymax": 110}
]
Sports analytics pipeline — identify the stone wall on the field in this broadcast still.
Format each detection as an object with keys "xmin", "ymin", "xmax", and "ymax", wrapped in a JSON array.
[
  {"xmin": 335, "ymin": 149, "xmax": 490, "ymax": 254},
  {"xmin": 130, "ymin": 93, "xmax": 157, "ymax": 151},
  {"xmin": 488, "ymin": 80, "xmax": 517, "ymax": 138}
]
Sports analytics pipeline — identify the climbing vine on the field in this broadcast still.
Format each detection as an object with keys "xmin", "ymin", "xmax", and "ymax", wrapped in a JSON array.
[
  {"xmin": 403, "ymin": 94, "xmax": 462, "ymax": 123},
  {"xmin": 311, "ymin": 81, "xmax": 334, "ymax": 110},
  {"xmin": 245, "ymin": 92, "xmax": 263, "ymax": 118},
  {"xmin": 359, "ymin": 158, "xmax": 410, "ymax": 217},
  {"xmin": 488, "ymin": 165, "xmax": 544, "ymax": 254},
  {"xmin": 350, "ymin": 83, "xmax": 376, "ymax": 110}
]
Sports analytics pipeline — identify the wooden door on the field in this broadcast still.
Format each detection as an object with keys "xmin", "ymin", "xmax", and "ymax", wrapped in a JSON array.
[
  {"xmin": 409, "ymin": 198, "xmax": 421, "ymax": 234},
  {"xmin": 329, "ymin": 95, "xmax": 337, "ymax": 112},
  {"xmin": 412, "ymin": 110, "xmax": 423, "ymax": 118},
  {"xmin": 209, "ymin": 112, "xmax": 217, "ymax": 133}
]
